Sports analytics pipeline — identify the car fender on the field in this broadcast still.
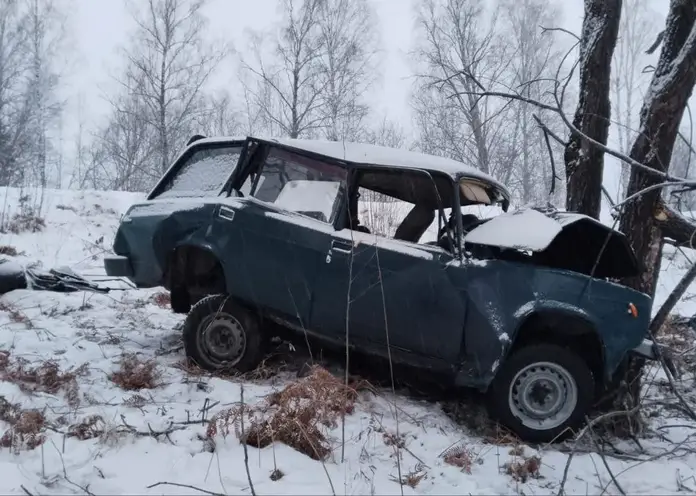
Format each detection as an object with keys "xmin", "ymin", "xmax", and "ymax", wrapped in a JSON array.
[{"xmin": 502, "ymin": 299, "xmax": 607, "ymax": 377}]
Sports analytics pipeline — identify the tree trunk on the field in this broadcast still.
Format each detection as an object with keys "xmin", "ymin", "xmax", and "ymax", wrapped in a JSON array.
[
  {"xmin": 564, "ymin": 0, "xmax": 622, "ymax": 219},
  {"xmin": 619, "ymin": 1, "xmax": 696, "ymax": 296},
  {"xmin": 614, "ymin": 1, "xmax": 696, "ymax": 433}
]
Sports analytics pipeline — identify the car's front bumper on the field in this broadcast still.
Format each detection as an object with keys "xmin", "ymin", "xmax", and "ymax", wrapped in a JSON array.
[
  {"xmin": 104, "ymin": 255, "xmax": 133, "ymax": 278},
  {"xmin": 631, "ymin": 338, "xmax": 663, "ymax": 360}
]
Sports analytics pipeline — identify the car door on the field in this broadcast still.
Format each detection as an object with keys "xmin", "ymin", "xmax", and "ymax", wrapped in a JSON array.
[
  {"xmin": 310, "ymin": 230, "xmax": 467, "ymax": 364},
  {"xmin": 217, "ymin": 146, "xmax": 347, "ymax": 329}
]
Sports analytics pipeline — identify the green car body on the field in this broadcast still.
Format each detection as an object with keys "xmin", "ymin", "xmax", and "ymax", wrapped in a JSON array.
[{"xmin": 106, "ymin": 135, "xmax": 658, "ymax": 441}]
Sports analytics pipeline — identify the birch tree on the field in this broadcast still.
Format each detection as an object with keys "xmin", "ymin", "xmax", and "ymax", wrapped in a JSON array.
[
  {"xmin": 612, "ymin": 0, "xmax": 660, "ymax": 200},
  {"xmin": 316, "ymin": 0, "xmax": 378, "ymax": 141},
  {"xmin": 412, "ymin": 0, "xmax": 509, "ymax": 178},
  {"xmin": 120, "ymin": 0, "xmax": 226, "ymax": 176},
  {"xmin": 243, "ymin": 0, "xmax": 327, "ymax": 139},
  {"xmin": 0, "ymin": 1, "xmax": 31, "ymax": 187},
  {"xmin": 25, "ymin": 0, "xmax": 66, "ymax": 189},
  {"xmin": 498, "ymin": 0, "xmax": 564, "ymax": 204}
]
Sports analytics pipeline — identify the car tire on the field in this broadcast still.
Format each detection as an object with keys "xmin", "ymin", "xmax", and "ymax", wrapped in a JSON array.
[
  {"xmin": 182, "ymin": 294, "xmax": 264, "ymax": 373},
  {"xmin": 488, "ymin": 344, "xmax": 595, "ymax": 443}
]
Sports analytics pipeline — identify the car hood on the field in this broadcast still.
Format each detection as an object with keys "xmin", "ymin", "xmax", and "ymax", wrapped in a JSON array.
[{"xmin": 464, "ymin": 208, "xmax": 640, "ymax": 278}]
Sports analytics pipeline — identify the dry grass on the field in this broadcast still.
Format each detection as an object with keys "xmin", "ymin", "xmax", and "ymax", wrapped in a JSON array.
[
  {"xmin": 504, "ymin": 455, "xmax": 542, "ymax": 482},
  {"xmin": 0, "ymin": 397, "xmax": 46, "ymax": 452},
  {"xmin": 0, "ymin": 245, "xmax": 21, "ymax": 256},
  {"xmin": 150, "ymin": 292, "xmax": 171, "ymax": 308},
  {"xmin": 0, "ymin": 302, "xmax": 33, "ymax": 327},
  {"xmin": 68, "ymin": 415, "xmax": 106, "ymax": 440},
  {"xmin": 392, "ymin": 467, "xmax": 427, "ymax": 488},
  {"xmin": 3, "ymin": 211, "xmax": 45, "ymax": 234},
  {"xmin": 207, "ymin": 365, "xmax": 368, "ymax": 460},
  {"xmin": 110, "ymin": 353, "xmax": 160, "ymax": 390},
  {"xmin": 441, "ymin": 443, "xmax": 474, "ymax": 473},
  {"xmin": 0, "ymin": 350, "xmax": 86, "ymax": 408}
]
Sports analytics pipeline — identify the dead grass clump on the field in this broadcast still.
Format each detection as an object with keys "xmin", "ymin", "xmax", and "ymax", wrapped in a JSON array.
[
  {"xmin": 504, "ymin": 455, "xmax": 542, "ymax": 482},
  {"xmin": 0, "ymin": 245, "xmax": 20, "ymax": 256},
  {"xmin": 110, "ymin": 353, "xmax": 160, "ymax": 390},
  {"xmin": 150, "ymin": 292, "xmax": 171, "ymax": 308},
  {"xmin": 207, "ymin": 366, "xmax": 367, "ymax": 460},
  {"xmin": 68, "ymin": 415, "xmax": 106, "ymax": 440},
  {"xmin": 441, "ymin": 444, "xmax": 474, "ymax": 474},
  {"xmin": 0, "ymin": 350, "xmax": 9, "ymax": 371},
  {"xmin": 4, "ymin": 211, "xmax": 46, "ymax": 234},
  {"xmin": 0, "ymin": 397, "xmax": 46, "ymax": 452},
  {"xmin": 0, "ymin": 353, "xmax": 85, "ymax": 408},
  {"xmin": 0, "ymin": 302, "xmax": 32, "ymax": 327},
  {"xmin": 393, "ymin": 469, "xmax": 427, "ymax": 488}
]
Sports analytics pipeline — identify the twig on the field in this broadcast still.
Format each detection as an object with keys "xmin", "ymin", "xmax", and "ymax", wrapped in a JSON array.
[
  {"xmin": 240, "ymin": 385, "xmax": 256, "ymax": 496},
  {"xmin": 556, "ymin": 451, "xmax": 574, "ymax": 496},
  {"xmin": 585, "ymin": 418, "xmax": 626, "ymax": 496},
  {"xmin": 20, "ymin": 485, "xmax": 34, "ymax": 496},
  {"xmin": 375, "ymin": 244, "xmax": 404, "ymax": 496},
  {"xmin": 146, "ymin": 482, "xmax": 224, "ymax": 496},
  {"xmin": 118, "ymin": 415, "xmax": 185, "ymax": 440},
  {"xmin": 50, "ymin": 440, "xmax": 95, "ymax": 496},
  {"xmin": 294, "ymin": 419, "xmax": 336, "ymax": 496},
  {"xmin": 534, "ymin": 113, "xmax": 559, "ymax": 195}
]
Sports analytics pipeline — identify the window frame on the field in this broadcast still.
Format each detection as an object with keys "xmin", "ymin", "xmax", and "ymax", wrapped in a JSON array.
[
  {"xmin": 147, "ymin": 140, "xmax": 245, "ymax": 200},
  {"xmin": 346, "ymin": 165, "xmax": 459, "ymax": 256},
  {"xmin": 237, "ymin": 144, "xmax": 350, "ymax": 226}
]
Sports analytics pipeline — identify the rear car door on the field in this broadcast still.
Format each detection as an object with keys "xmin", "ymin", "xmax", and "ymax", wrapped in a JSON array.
[{"xmin": 217, "ymin": 146, "xmax": 348, "ymax": 330}]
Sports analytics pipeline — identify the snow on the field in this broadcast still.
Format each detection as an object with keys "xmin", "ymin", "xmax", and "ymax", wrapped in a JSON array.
[
  {"xmin": 0, "ymin": 186, "xmax": 695, "ymax": 495},
  {"xmin": 273, "ymin": 180, "xmax": 342, "ymax": 222},
  {"xmin": 265, "ymin": 137, "xmax": 510, "ymax": 193},
  {"xmin": 464, "ymin": 208, "xmax": 563, "ymax": 251},
  {"xmin": 156, "ymin": 147, "xmax": 241, "ymax": 199}
]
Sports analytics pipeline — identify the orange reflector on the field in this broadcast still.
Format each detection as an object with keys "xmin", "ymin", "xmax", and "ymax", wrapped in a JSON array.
[{"xmin": 628, "ymin": 302, "xmax": 638, "ymax": 318}]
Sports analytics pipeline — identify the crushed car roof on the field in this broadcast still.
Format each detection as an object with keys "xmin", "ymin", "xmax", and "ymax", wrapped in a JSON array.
[{"xmin": 190, "ymin": 135, "xmax": 510, "ymax": 200}]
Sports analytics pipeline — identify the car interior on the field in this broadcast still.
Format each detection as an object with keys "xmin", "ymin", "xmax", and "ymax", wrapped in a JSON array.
[{"xmin": 346, "ymin": 168, "xmax": 501, "ymax": 254}]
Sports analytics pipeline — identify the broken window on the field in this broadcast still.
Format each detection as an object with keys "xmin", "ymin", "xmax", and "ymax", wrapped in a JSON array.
[{"xmin": 248, "ymin": 148, "xmax": 347, "ymax": 224}]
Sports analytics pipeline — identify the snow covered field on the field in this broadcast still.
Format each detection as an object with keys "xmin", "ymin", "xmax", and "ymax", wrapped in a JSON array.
[{"xmin": 0, "ymin": 187, "xmax": 695, "ymax": 495}]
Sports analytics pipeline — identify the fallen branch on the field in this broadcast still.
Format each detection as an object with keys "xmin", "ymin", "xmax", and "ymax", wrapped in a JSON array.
[
  {"xmin": 146, "ymin": 482, "xmax": 224, "ymax": 496},
  {"xmin": 239, "ymin": 385, "xmax": 256, "ymax": 496}
]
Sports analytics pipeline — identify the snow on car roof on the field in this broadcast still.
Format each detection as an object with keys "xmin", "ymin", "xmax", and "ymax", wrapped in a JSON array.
[
  {"xmin": 192, "ymin": 135, "xmax": 510, "ymax": 199},
  {"xmin": 267, "ymin": 137, "xmax": 499, "ymax": 182}
]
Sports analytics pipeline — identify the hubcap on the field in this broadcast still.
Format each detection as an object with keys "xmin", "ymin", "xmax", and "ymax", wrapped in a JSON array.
[
  {"xmin": 508, "ymin": 361, "xmax": 578, "ymax": 430},
  {"xmin": 198, "ymin": 312, "xmax": 247, "ymax": 366}
]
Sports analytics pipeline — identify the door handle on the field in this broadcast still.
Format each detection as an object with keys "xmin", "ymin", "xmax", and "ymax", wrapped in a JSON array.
[{"xmin": 330, "ymin": 240, "xmax": 353, "ymax": 254}]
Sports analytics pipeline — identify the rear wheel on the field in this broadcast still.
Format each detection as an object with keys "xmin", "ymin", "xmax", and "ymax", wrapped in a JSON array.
[
  {"xmin": 182, "ymin": 294, "xmax": 264, "ymax": 372},
  {"xmin": 488, "ymin": 344, "xmax": 595, "ymax": 443}
]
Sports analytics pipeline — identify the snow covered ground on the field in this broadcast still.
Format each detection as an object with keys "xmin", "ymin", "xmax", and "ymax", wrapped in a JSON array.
[{"xmin": 0, "ymin": 187, "xmax": 694, "ymax": 495}]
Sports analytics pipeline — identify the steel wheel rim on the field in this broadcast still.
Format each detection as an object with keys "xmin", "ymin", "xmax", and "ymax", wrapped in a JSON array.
[
  {"xmin": 198, "ymin": 312, "xmax": 247, "ymax": 366},
  {"xmin": 508, "ymin": 361, "xmax": 578, "ymax": 431}
]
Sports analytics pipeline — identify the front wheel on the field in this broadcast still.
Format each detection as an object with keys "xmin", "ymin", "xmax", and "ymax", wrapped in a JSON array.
[
  {"xmin": 182, "ymin": 294, "xmax": 265, "ymax": 373},
  {"xmin": 488, "ymin": 344, "xmax": 595, "ymax": 443}
]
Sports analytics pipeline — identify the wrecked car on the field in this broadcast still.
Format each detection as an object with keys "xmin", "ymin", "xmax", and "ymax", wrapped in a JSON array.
[{"xmin": 105, "ymin": 135, "xmax": 659, "ymax": 442}]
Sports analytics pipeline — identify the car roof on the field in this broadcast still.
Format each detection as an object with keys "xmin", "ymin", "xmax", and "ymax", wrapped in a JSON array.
[{"xmin": 188, "ymin": 135, "xmax": 511, "ymax": 201}]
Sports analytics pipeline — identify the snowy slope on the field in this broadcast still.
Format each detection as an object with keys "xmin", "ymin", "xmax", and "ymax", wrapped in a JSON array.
[{"xmin": 0, "ymin": 187, "xmax": 694, "ymax": 495}]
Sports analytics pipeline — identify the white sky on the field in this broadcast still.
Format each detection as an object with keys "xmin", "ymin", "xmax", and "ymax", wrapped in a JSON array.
[
  {"xmin": 61, "ymin": 0, "xmax": 671, "ymax": 203},
  {"xmin": 63, "ymin": 0, "xmax": 586, "ymax": 137}
]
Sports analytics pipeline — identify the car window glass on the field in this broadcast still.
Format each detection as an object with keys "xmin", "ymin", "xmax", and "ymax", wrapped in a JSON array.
[
  {"xmin": 157, "ymin": 146, "xmax": 242, "ymax": 198},
  {"xmin": 249, "ymin": 148, "xmax": 346, "ymax": 223}
]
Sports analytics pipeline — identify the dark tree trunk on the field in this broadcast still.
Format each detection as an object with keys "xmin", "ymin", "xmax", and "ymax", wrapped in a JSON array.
[
  {"xmin": 619, "ymin": 1, "xmax": 696, "ymax": 297},
  {"xmin": 564, "ymin": 0, "xmax": 622, "ymax": 219},
  {"xmin": 613, "ymin": 1, "xmax": 696, "ymax": 433}
]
